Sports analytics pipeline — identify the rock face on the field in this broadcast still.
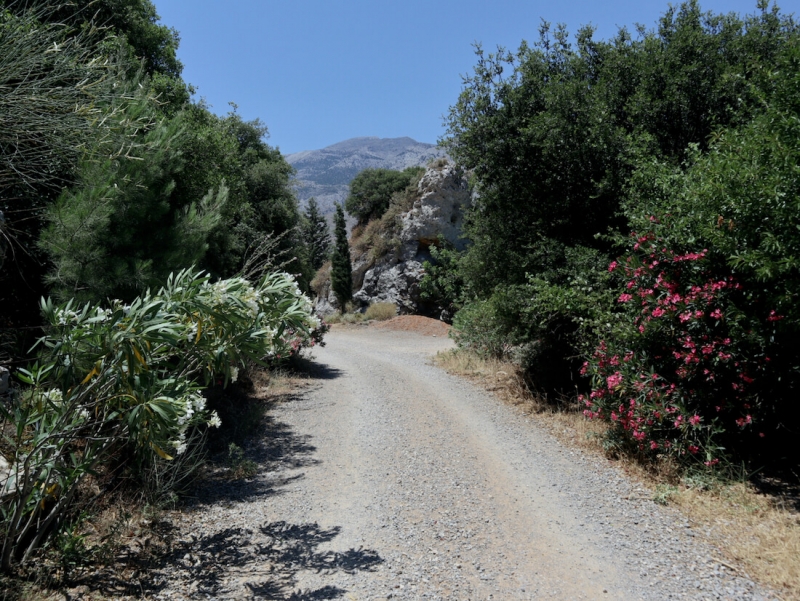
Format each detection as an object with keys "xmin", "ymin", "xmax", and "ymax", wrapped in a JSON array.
[
  {"xmin": 399, "ymin": 164, "xmax": 471, "ymax": 253},
  {"xmin": 314, "ymin": 161, "xmax": 470, "ymax": 316}
]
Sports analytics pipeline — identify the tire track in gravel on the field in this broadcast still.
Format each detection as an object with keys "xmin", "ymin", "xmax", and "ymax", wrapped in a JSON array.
[{"xmin": 150, "ymin": 327, "xmax": 779, "ymax": 601}]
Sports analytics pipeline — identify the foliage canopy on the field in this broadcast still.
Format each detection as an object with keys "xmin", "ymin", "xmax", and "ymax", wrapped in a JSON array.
[{"xmin": 345, "ymin": 167, "xmax": 424, "ymax": 225}]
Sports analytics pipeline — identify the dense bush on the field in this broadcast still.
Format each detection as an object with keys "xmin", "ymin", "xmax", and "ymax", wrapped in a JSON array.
[
  {"xmin": 584, "ymin": 39, "xmax": 800, "ymax": 464},
  {"xmin": 442, "ymin": 2, "xmax": 795, "ymax": 297},
  {"xmin": 451, "ymin": 287, "xmax": 528, "ymax": 361},
  {"xmin": 0, "ymin": 269, "xmax": 320, "ymax": 569},
  {"xmin": 1, "ymin": 5, "xmax": 310, "ymax": 365},
  {"xmin": 345, "ymin": 166, "xmax": 424, "ymax": 225},
  {"xmin": 436, "ymin": 1, "xmax": 800, "ymax": 467},
  {"xmin": 583, "ymin": 240, "xmax": 770, "ymax": 464}
]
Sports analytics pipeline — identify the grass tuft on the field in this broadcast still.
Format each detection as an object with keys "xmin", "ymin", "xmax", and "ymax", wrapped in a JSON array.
[{"xmin": 364, "ymin": 302, "xmax": 396, "ymax": 321}]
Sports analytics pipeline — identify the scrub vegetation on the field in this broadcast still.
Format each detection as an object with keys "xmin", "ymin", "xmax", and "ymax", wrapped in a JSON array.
[
  {"xmin": 426, "ymin": 0, "xmax": 800, "ymax": 476},
  {"xmin": 0, "ymin": 0, "xmax": 327, "ymax": 588}
]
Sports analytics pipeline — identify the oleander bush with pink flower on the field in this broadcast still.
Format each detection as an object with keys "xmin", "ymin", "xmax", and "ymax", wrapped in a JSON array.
[
  {"xmin": 583, "ymin": 41, "xmax": 800, "ymax": 464},
  {"xmin": 582, "ymin": 233, "xmax": 778, "ymax": 464}
]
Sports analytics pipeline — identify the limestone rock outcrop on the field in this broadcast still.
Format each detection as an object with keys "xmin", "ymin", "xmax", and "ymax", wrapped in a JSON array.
[{"xmin": 314, "ymin": 160, "xmax": 471, "ymax": 316}]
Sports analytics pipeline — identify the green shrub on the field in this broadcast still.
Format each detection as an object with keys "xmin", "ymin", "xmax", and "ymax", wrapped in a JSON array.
[
  {"xmin": 0, "ymin": 268, "xmax": 320, "ymax": 569},
  {"xmin": 365, "ymin": 303, "xmax": 396, "ymax": 321},
  {"xmin": 351, "ymin": 171, "xmax": 424, "ymax": 267},
  {"xmin": 420, "ymin": 240, "xmax": 467, "ymax": 318},
  {"xmin": 451, "ymin": 287, "xmax": 527, "ymax": 360},
  {"xmin": 450, "ymin": 246, "xmax": 616, "ymax": 397},
  {"xmin": 584, "ymin": 44, "xmax": 800, "ymax": 466},
  {"xmin": 345, "ymin": 166, "xmax": 423, "ymax": 225}
]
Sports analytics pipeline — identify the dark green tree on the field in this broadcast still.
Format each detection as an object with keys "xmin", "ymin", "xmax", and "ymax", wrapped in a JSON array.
[
  {"xmin": 443, "ymin": 1, "xmax": 797, "ymax": 296},
  {"xmin": 330, "ymin": 204, "xmax": 352, "ymax": 312},
  {"xmin": 175, "ymin": 106, "xmax": 303, "ymax": 280},
  {"xmin": 3, "ymin": 0, "xmax": 183, "ymax": 77},
  {"xmin": 345, "ymin": 167, "xmax": 423, "ymax": 225},
  {"xmin": 39, "ymin": 112, "xmax": 229, "ymax": 302},
  {"xmin": 2, "ymin": 0, "xmax": 190, "ymax": 113},
  {"xmin": 0, "ymin": 6, "xmax": 162, "ymax": 359},
  {"xmin": 432, "ymin": 0, "xmax": 799, "ymax": 398},
  {"xmin": 302, "ymin": 198, "xmax": 331, "ymax": 271}
]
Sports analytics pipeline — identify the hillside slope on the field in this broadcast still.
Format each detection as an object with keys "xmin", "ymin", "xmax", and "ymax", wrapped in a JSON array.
[{"xmin": 286, "ymin": 136, "xmax": 446, "ymax": 215}]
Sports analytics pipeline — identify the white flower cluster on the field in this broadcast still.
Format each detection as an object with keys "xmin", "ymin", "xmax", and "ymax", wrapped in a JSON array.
[
  {"xmin": 93, "ymin": 307, "xmax": 113, "ymax": 323},
  {"xmin": 170, "ymin": 431, "xmax": 188, "ymax": 455},
  {"xmin": 109, "ymin": 299, "xmax": 132, "ymax": 315},
  {"xmin": 55, "ymin": 309, "xmax": 79, "ymax": 326},
  {"xmin": 176, "ymin": 392, "xmax": 206, "ymax": 426},
  {"xmin": 207, "ymin": 410, "xmax": 222, "ymax": 428},
  {"xmin": 240, "ymin": 287, "xmax": 263, "ymax": 318},
  {"xmin": 43, "ymin": 388, "xmax": 63, "ymax": 405},
  {"xmin": 206, "ymin": 280, "xmax": 231, "ymax": 307}
]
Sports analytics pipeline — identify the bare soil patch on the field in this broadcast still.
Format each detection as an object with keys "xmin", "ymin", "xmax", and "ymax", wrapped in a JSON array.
[{"xmin": 370, "ymin": 314, "xmax": 450, "ymax": 337}]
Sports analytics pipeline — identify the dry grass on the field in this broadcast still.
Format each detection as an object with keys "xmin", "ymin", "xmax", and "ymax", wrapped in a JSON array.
[
  {"xmin": 364, "ymin": 302, "xmax": 397, "ymax": 321},
  {"xmin": 310, "ymin": 261, "xmax": 331, "ymax": 297},
  {"xmin": 326, "ymin": 303, "xmax": 396, "ymax": 325},
  {"xmin": 250, "ymin": 364, "xmax": 310, "ymax": 397},
  {"xmin": 434, "ymin": 347, "xmax": 800, "ymax": 599},
  {"xmin": 673, "ymin": 483, "xmax": 800, "ymax": 596},
  {"xmin": 325, "ymin": 311, "xmax": 366, "ymax": 325},
  {"xmin": 428, "ymin": 157, "xmax": 449, "ymax": 171}
]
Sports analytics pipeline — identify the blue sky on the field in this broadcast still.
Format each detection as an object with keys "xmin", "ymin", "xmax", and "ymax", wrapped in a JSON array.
[{"xmin": 155, "ymin": 1, "xmax": 797, "ymax": 155}]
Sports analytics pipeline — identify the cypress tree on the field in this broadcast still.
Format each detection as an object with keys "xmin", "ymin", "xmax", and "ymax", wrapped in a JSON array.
[
  {"xmin": 302, "ymin": 197, "xmax": 331, "ymax": 271},
  {"xmin": 330, "ymin": 203, "xmax": 352, "ymax": 313}
]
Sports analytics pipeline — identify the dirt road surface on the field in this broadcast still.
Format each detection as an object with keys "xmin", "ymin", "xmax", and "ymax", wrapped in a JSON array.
[{"xmin": 146, "ymin": 327, "xmax": 777, "ymax": 600}]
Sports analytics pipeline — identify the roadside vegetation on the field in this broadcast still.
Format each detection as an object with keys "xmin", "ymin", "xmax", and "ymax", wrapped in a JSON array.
[
  {"xmin": 0, "ymin": 0, "xmax": 328, "ymax": 592},
  {"xmin": 424, "ymin": 0, "xmax": 800, "ymax": 478},
  {"xmin": 4, "ymin": 0, "xmax": 800, "ymax": 596},
  {"xmin": 418, "ymin": 2, "xmax": 800, "ymax": 594},
  {"xmin": 325, "ymin": 302, "xmax": 398, "ymax": 324}
]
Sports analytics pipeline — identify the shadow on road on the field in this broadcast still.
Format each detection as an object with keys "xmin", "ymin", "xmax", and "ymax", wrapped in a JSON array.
[
  {"xmin": 73, "ymin": 521, "xmax": 382, "ymax": 600},
  {"xmin": 295, "ymin": 357, "xmax": 344, "ymax": 382},
  {"xmin": 66, "ymin": 363, "xmax": 381, "ymax": 600}
]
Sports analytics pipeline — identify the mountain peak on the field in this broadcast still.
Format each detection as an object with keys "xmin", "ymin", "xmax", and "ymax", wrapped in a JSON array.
[{"xmin": 286, "ymin": 137, "xmax": 447, "ymax": 214}]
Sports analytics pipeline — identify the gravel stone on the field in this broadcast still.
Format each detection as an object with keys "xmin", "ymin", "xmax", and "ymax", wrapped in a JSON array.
[{"xmin": 129, "ymin": 328, "xmax": 779, "ymax": 600}]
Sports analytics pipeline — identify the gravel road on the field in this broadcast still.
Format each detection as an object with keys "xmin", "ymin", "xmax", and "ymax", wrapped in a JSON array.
[{"xmin": 144, "ymin": 327, "xmax": 779, "ymax": 600}]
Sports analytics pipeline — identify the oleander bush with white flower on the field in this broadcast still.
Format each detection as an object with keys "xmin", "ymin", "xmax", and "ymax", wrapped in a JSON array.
[{"xmin": 0, "ymin": 268, "xmax": 320, "ymax": 570}]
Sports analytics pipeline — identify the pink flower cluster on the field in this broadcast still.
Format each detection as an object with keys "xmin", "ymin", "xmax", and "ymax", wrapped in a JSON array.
[{"xmin": 583, "ymin": 229, "xmax": 770, "ymax": 464}]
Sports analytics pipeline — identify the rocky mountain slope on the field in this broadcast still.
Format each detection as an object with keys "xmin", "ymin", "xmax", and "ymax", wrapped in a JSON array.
[{"xmin": 285, "ymin": 137, "xmax": 446, "ymax": 214}]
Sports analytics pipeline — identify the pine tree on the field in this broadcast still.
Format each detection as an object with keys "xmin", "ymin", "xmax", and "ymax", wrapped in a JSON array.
[
  {"xmin": 330, "ymin": 203, "xmax": 352, "ymax": 313},
  {"xmin": 302, "ymin": 197, "xmax": 331, "ymax": 271}
]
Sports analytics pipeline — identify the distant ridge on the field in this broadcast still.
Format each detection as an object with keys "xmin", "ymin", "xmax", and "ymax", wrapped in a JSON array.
[{"xmin": 286, "ymin": 136, "xmax": 447, "ymax": 216}]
